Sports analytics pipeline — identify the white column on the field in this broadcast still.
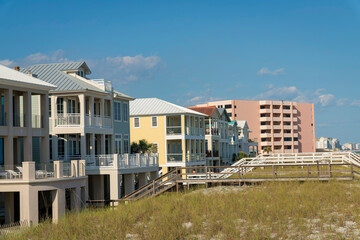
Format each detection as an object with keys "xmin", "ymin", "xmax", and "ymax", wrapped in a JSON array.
[
  {"xmin": 110, "ymin": 172, "xmax": 121, "ymax": 200},
  {"xmin": 52, "ymin": 188, "xmax": 65, "ymax": 223},
  {"xmin": 41, "ymin": 94, "xmax": 49, "ymax": 163},
  {"xmin": 90, "ymin": 96, "xmax": 94, "ymax": 127},
  {"xmin": 90, "ymin": 134, "xmax": 95, "ymax": 156},
  {"xmin": 101, "ymin": 134, "xmax": 106, "ymax": 154},
  {"xmin": 80, "ymin": 134, "xmax": 86, "ymax": 159},
  {"xmin": 79, "ymin": 94, "xmax": 86, "ymax": 127},
  {"xmin": 100, "ymin": 98, "xmax": 104, "ymax": 128},
  {"xmin": 20, "ymin": 187, "xmax": 38, "ymax": 225},
  {"xmin": 51, "ymin": 96, "xmax": 57, "ymax": 130},
  {"xmin": 4, "ymin": 88, "xmax": 13, "ymax": 166},
  {"xmin": 23, "ymin": 91, "xmax": 32, "ymax": 161}
]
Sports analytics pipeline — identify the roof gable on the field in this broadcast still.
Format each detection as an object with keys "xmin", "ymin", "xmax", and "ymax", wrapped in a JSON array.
[
  {"xmin": 187, "ymin": 106, "xmax": 218, "ymax": 117},
  {"xmin": 130, "ymin": 98, "xmax": 207, "ymax": 116},
  {"xmin": 20, "ymin": 62, "xmax": 104, "ymax": 93},
  {"xmin": 0, "ymin": 64, "xmax": 56, "ymax": 90}
]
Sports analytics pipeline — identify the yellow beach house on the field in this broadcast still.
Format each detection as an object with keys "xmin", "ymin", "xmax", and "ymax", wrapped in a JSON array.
[{"xmin": 130, "ymin": 98, "xmax": 207, "ymax": 174}]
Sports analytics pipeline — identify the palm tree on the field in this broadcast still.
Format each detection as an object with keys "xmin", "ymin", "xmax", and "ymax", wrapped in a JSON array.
[
  {"xmin": 131, "ymin": 139, "xmax": 154, "ymax": 154},
  {"xmin": 263, "ymin": 147, "xmax": 272, "ymax": 155}
]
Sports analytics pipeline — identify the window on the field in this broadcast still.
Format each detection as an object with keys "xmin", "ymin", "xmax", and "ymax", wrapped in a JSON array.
[
  {"xmin": 123, "ymin": 102, "xmax": 128, "ymax": 122},
  {"xmin": 57, "ymin": 98, "xmax": 64, "ymax": 114},
  {"xmin": 49, "ymin": 97, "xmax": 52, "ymax": 116},
  {"xmin": 134, "ymin": 117, "xmax": 140, "ymax": 128},
  {"xmin": 123, "ymin": 135, "xmax": 129, "ymax": 153},
  {"xmin": 294, "ymin": 137, "xmax": 298, "ymax": 141},
  {"xmin": 115, "ymin": 135, "xmax": 122, "ymax": 154},
  {"xmin": 67, "ymin": 99, "xmax": 76, "ymax": 113},
  {"xmin": 114, "ymin": 101, "xmax": 121, "ymax": 121},
  {"xmin": 284, "ymin": 138, "xmax": 292, "ymax": 141},
  {"xmin": 225, "ymin": 104, "xmax": 232, "ymax": 109},
  {"xmin": 227, "ymin": 113, "xmax": 232, "ymax": 117},
  {"xmin": 151, "ymin": 116, "xmax": 158, "ymax": 127}
]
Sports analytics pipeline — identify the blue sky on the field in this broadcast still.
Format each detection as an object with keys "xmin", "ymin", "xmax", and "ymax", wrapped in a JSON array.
[{"xmin": 0, "ymin": 0, "xmax": 359, "ymax": 143}]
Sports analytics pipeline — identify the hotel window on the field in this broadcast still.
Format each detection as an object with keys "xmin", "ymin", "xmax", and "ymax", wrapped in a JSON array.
[
  {"xmin": 134, "ymin": 117, "xmax": 140, "ymax": 128},
  {"xmin": 115, "ymin": 135, "xmax": 122, "ymax": 154},
  {"xmin": 151, "ymin": 116, "xmax": 158, "ymax": 128},
  {"xmin": 123, "ymin": 102, "xmax": 129, "ymax": 122},
  {"xmin": 284, "ymin": 138, "xmax": 292, "ymax": 141},
  {"xmin": 225, "ymin": 104, "xmax": 232, "ymax": 109},
  {"xmin": 114, "ymin": 101, "xmax": 121, "ymax": 121},
  {"xmin": 123, "ymin": 135, "xmax": 129, "ymax": 153}
]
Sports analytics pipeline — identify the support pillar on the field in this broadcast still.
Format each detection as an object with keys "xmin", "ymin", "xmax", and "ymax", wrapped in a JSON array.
[
  {"xmin": 149, "ymin": 171, "xmax": 158, "ymax": 181},
  {"xmin": 20, "ymin": 187, "xmax": 38, "ymax": 225},
  {"xmin": 138, "ymin": 172, "xmax": 147, "ymax": 188},
  {"xmin": 40, "ymin": 94, "xmax": 49, "ymax": 163},
  {"xmin": 52, "ymin": 189, "xmax": 65, "ymax": 223},
  {"xmin": 23, "ymin": 91, "xmax": 32, "ymax": 161},
  {"xmin": 124, "ymin": 173, "xmax": 135, "ymax": 196},
  {"xmin": 80, "ymin": 134, "xmax": 86, "ymax": 159},
  {"xmin": 71, "ymin": 187, "xmax": 81, "ymax": 212},
  {"xmin": 110, "ymin": 173, "xmax": 121, "ymax": 200},
  {"xmin": 101, "ymin": 134, "xmax": 106, "ymax": 154},
  {"xmin": 90, "ymin": 134, "xmax": 95, "ymax": 156}
]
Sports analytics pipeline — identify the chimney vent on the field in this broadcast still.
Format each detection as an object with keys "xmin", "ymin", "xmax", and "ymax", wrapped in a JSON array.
[{"xmin": 14, "ymin": 66, "xmax": 20, "ymax": 71}]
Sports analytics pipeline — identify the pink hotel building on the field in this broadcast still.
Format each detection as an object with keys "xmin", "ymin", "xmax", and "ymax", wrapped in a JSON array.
[{"xmin": 196, "ymin": 100, "xmax": 316, "ymax": 153}]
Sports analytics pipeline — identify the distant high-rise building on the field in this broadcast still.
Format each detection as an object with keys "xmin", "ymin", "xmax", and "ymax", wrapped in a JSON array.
[{"xmin": 196, "ymin": 100, "xmax": 315, "ymax": 153}]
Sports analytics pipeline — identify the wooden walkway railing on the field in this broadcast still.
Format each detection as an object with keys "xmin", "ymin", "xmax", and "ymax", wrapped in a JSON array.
[{"xmin": 117, "ymin": 160, "xmax": 360, "ymax": 202}]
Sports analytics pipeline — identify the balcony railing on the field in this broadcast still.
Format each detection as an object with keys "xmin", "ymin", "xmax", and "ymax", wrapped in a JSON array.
[
  {"xmin": 0, "ymin": 165, "xmax": 23, "ymax": 179},
  {"xmin": 55, "ymin": 113, "xmax": 80, "ymax": 127},
  {"xmin": 167, "ymin": 153, "xmax": 183, "ymax": 162},
  {"xmin": 32, "ymin": 114, "xmax": 43, "ymax": 128},
  {"xmin": 166, "ymin": 126, "xmax": 181, "ymax": 135},
  {"xmin": 85, "ymin": 155, "xmax": 114, "ymax": 167}
]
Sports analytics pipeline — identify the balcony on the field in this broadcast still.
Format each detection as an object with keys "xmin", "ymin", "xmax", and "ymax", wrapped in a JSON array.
[
  {"xmin": 167, "ymin": 126, "xmax": 182, "ymax": 135},
  {"xmin": 273, "ymin": 133, "xmax": 282, "ymax": 138},
  {"xmin": 85, "ymin": 154, "xmax": 159, "ymax": 169},
  {"xmin": 283, "ymin": 117, "xmax": 292, "ymax": 122},
  {"xmin": 260, "ymin": 109, "xmax": 271, "ymax": 114},
  {"xmin": 261, "ymin": 141, "xmax": 272, "ymax": 146},
  {"xmin": 205, "ymin": 128, "xmax": 219, "ymax": 136},
  {"xmin": 55, "ymin": 113, "xmax": 80, "ymax": 127},
  {"xmin": 284, "ymin": 141, "xmax": 293, "ymax": 145},
  {"xmin": 272, "ymin": 109, "xmax": 281, "ymax": 114},
  {"xmin": 260, "ymin": 117, "xmax": 271, "ymax": 121},
  {"xmin": 261, "ymin": 133, "xmax": 272, "ymax": 138},
  {"xmin": 32, "ymin": 114, "xmax": 43, "ymax": 128},
  {"xmin": 274, "ymin": 141, "xmax": 282, "ymax": 146},
  {"xmin": 293, "ymin": 118, "xmax": 297, "ymax": 122},
  {"xmin": 167, "ymin": 153, "xmax": 183, "ymax": 162},
  {"xmin": 283, "ymin": 125, "xmax": 292, "ymax": 130},
  {"xmin": 273, "ymin": 125, "xmax": 281, "ymax": 130},
  {"xmin": 283, "ymin": 109, "xmax": 291, "ymax": 114},
  {"xmin": 260, "ymin": 125, "xmax": 272, "ymax": 130},
  {"xmin": 292, "ymin": 109, "xmax": 298, "ymax": 114},
  {"xmin": 273, "ymin": 117, "xmax": 281, "ymax": 122},
  {"xmin": 13, "ymin": 113, "xmax": 26, "ymax": 127},
  {"xmin": 293, "ymin": 133, "xmax": 298, "ymax": 138}
]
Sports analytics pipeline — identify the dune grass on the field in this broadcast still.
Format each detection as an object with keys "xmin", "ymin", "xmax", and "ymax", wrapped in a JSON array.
[{"xmin": 8, "ymin": 181, "xmax": 360, "ymax": 239}]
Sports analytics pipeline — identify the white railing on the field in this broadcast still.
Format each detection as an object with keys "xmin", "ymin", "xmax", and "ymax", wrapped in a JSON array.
[
  {"xmin": 93, "ymin": 115, "xmax": 102, "ymax": 128},
  {"xmin": 104, "ymin": 116, "xmax": 112, "ymax": 128},
  {"xmin": 118, "ymin": 153, "xmax": 159, "ymax": 168},
  {"xmin": 55, "ymin": 113, "xmax": 80, "ymax": 127},
  {"xmin": 85, "ymin": 155, "xmax": 114, "ymax": 168},
  {"xmin": 32, "ymin": 114, "xmax": 43, "ymax": 128},
  {"xmin": 84, "ymin": 153, "xmax": 159, "ymax": 169}
]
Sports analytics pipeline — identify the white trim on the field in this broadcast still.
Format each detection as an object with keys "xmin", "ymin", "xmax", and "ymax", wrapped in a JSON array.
[
  {"xmin": 151, "ymin": 116, "xmax": 158, "ymax": 128},
  {"xmin": 133, "ymin": 117, "xmax": 140, "ymax": 128}
]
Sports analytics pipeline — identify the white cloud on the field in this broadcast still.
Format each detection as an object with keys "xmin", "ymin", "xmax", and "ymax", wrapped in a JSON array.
[
  {"xmin": 351, "ymin": 100, "xmax": 360, "ymax": 107},
  {"xmin": 182, "ymin": 87, "xmax": 222, "ymax": 106},
  {"xmin": 0, "ymin": 59, "xmax": 14, "ymax": 67},
  {"xmin": 21, "ymin": 50, "xmax": 69, "ymax": 65},
  {"xmin": 318, "ymin": 94, "xmax": 335, "ymax": 107},
  {"xmin": 257, "ymin": 67, "xmax": 285, "ymax": 76},
  {"xmin": 336, "ymin": 98, "xmax": 349, "ymax": 106},
  {"xmin": 254, "ymin": 86, "xmax": 337, "ymax": 108},
  {"xmin": 105, "ymin": 54, "xmax": 162, "ymax": 83}
]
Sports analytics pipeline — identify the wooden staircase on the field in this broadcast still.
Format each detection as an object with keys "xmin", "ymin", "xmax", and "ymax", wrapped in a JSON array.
[{"xmin": 122, "ymin": 168, "xmax": 179, "ymax": 201}]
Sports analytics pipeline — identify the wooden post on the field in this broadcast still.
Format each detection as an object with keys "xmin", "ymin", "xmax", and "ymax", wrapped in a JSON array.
[
  {"xmin": 238, "ymin": 166, "xmax": 241, "ymax": 186},
  {"xmin": 152, "ymin": 180, "xmax": 155, "ymax": 195},
  {"xmin": 205, "ymin": 166, "xmax": 208, "ymax": 188},
  {"xmin": 307, "ymin": 165, "xmax": 310, "ymax": 178},
  {"xmin": 272, "ymin": 165, "xmax": 275, "ymax": 179},
  {"xmin": 317, "ymin": 161, "xmax": 320, "ymax": 178},
  {"xmin": 351, "ymin": 163, "xmax": 354, "ymax": 179},
  {"xmin": 329, "ymin": 162, "xmax": 332, "ymax": 178}
]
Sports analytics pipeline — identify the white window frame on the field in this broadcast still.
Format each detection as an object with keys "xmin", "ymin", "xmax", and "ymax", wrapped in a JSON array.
[
  {"xmin": 151, "ymin": 116, "xmax": 158, "ymax": 128},
  {"xmin": 115, "ymin": 134, "xmax": 122, "ymax": 154},
  {"xmin": 123, "ymin": 102, "xmax": 129, "ymax": 122},
  {"xmin": 123, "ymin": 134, "xmax": 129, "ymax": 154},
  {"xmin": 134, "ymin": 117, "xmax": 140, "ymax": 128},
  {"xmin": 114, "ymin": 101, "xmax": 122, "ymax": 122}
]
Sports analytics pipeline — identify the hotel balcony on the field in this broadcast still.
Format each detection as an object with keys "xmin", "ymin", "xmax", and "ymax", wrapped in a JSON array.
[
  {"xmin": 259, "ymin": 108, "xmax": 271, "ymax": 114},
  {"xmin": 273, "ymin": 133, "xmax": 282, "ymax": 138},
  {"xmin": 274, "ymin": 141, "xmax": 282, "ymax": 146},
  {"xmin": 283, "ymin": 117, "xmax": 292, "ymax": 122},
  {"xmin": 293, "ymin": 125, "xmax": 298, "ymax": 130},
  {"xmin": 273, "ymin": 117, "xmax": 282, "ymax": 122},
  {"xmin": 284, "ymin": 133, "xmax": 292, "ymax": 138},
  {"xmin": 260, "ymin": 133, "xmax": 272, "ymax": 138},
  {"xmin": 293, "ymin": 141, "xmax": 299, "ymax": 145},
  {"xmin": 167, "ymin": 153, "xmax": 183, "ymax": 162},
  {"xmin": 293, "ymin": 133, "xmax": 298, "ymax": 138},
  {"xmin": 166, "ymin": 126, "xmax": 182, "ymax": 135},
  {"xmin": 293, "ymin": 117, "xmax": 297, "ymax": 122},
  {"xmin": 272, "ymin": 109, "xmax": 281, "ymax": 114},
  {"xmin": 283, "ymin": 109, "xmax": 291, "ymax": 114},
  {"xmin": 292, "ymin": 109, "xmax": 298, "ymax": 114},
  {"xmin": 273, "ymin": 125, "xmax": 282, "ymax": 130},
  {"xmin": 284, "ymin": 141, "xmax": 293, "ymax": 145},
  {"xmin": 283, "ymin": 125, "xmax": 292, "ymax": 130},
  {"xmin": 260, "ymin": 117, "xmax": 272, "ymax": 122},
  {"xmin": 261, "ymin": 141, "xmax": 272, "ymax": 146},
  {"xmin": 260, "ymin": 125, "xmax": 272, "ymax": 130}
]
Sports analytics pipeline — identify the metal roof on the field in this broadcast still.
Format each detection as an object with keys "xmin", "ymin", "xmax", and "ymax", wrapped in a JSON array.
[
  {"xmin": 20, "ymin": 62, "xmax": 105, "ymax": 93},
  {"xmin": 0, "ymin": 64, "xmax": 56, "ymax": 90},
  {"xmin": 237, "ymin": 120, "xmax": 248, "ymax": 129},
  {"xmin": 130, "ymin": 98, "xmax": 207, "ymax": 116},
  {"xmin": 113, "ymin": 90, "xmax": 135, "ymax": 100}
]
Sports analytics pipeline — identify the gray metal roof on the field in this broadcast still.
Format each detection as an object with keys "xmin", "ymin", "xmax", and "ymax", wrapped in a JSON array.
[
  {"xmin": 0, "ymin": 64, "xmax": 56, "ymax": 90},
  {"xmin": 20, "ymin": 62, "xmax": 105, "ymax": 93},
  {"xmin": 130, "ymin": 98, "xmax": 207, "ymax": 116},
  {"xmin": 114, "ymin": 90, "xmax": 135, "ymax": 100}
]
